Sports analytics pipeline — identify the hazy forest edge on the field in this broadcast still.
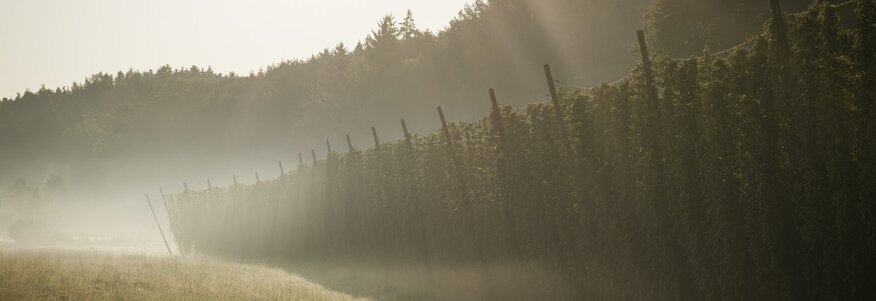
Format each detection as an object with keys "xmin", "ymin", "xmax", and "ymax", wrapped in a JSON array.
[
  {"xmin": 165, "ymin": 1, "xmax": 876, "ymax": 300},
  {"xmin": 1, "ymin": 0, "xmax": 836, "ymax": 195}
]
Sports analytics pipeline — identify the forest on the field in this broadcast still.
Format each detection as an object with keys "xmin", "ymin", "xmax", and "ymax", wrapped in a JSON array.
[{"xmin": 0, "ymin": 0, "xmax": 830, "ymax": 196}]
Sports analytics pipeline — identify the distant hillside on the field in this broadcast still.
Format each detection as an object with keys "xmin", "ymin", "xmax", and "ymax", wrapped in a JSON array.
[{"xmin": 1, "ymin": 0, "xmax": 821, "ymax": 196}]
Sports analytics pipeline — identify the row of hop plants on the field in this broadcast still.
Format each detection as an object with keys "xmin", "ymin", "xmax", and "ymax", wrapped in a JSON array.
[{"xmin": 167, "ymin": 2, "xmax": 876, "ymax": 300}]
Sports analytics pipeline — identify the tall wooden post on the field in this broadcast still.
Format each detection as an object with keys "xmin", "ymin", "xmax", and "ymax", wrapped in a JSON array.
[
  {"xmin": 769, "ymin": 0, "xmax": 789, "ymax": 59},
  {"xmin": 255, "ymin": 173, "xmax": 261, "ymax": 183},
  {"xmin": 637, "ymin": 30, "xmax": 659, "ymax": 118},
  {"xmin": 437, "ymin": 106, "xmax": 471, "ymax": 208},
  {"xmin": 488, "ymin": 88, "xmax": 519, "ymax": 253},
  {"xmin": 346, "ymin": 134, "xmax": 354, "ymax": 152},
  {"xmin": 543, "ymin": 64, "xmax": 572, "ymax": 151},
  {"xmin": 159, "ymin": 187, "xmax": 182, "ymax": 254},
  {"xmin": 371, "ymin": 127, "xmax": 381, "ymax": 153},
  {"xmin": 145, "ymin": 194, "xmax": 173, "ymax": 256},
  {"xmin": 183, "ymin": 182, "xmax": 188, "ymax": 192},
  {"xmin": 207, "ymin": 180, "xmax": 213, "ymax": 195},
  {"xmin": 489, "ymin": 88, "xmax": 509, "ymax": 149},
  {"xmin": 299, "ymin": 153, "xmax": 304, "ymax": 166},
  {"xmin": 437, "ymin": 106, "xmax": 483, "ymax": 265},
  {"xmin": 326, "ymin": 140, "xmax": 332, "ymax": 158},
  {"xmin": 311, "ymin": 150, "xmax": 317, "ymax": 165},
  {"xmin": 233, "ymin": 174, "xmax": 238, "ymax": 185},
  {"xmin": 543, "ymin": 65, "xmax": 579, "ymax": 277},
  {"xmin": 437, "ymin": 106, "xmax": 456, "ymax": 153},
  {"xmin": 400, "ymin": 118, "xmax": 431, "ymax": 274},
  {"xmin": 159, "ymin": 187, "xmax": 171, "ymax": 218},
  {"xmin": 401, "ymin": 119, "xmax": 413, "ymax": 153},
  {"xmin": 279, "ymin": 161, "xmax": 285, "ymax": 176}
]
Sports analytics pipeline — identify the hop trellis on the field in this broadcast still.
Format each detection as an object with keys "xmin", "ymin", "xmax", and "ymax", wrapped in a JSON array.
[{"xmin": 163, "ymin": 2, "xmax": 876, "ymax": 300}]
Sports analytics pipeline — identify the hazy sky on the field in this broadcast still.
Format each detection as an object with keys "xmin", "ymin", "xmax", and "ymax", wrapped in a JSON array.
[{"xmin": 0, "ymin": 0, "xmax": 472, "ymax": 98}]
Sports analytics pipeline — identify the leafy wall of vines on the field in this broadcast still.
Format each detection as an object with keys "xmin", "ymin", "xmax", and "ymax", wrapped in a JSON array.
[{"xmin": 169, "ymin": 2, "xmax": 876, "ymax": 299}]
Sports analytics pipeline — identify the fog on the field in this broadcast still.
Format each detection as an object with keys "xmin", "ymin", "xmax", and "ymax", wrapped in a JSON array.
[
  {"xmin": 0, "ymin": 0, "xmax": 655, "ymax": 251},
  {"xmin": 3, "ymin": 0, "xmax": 874, "ymax": 300}
]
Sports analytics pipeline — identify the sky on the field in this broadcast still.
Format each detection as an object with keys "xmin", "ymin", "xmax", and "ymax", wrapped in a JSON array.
[{"xmin": 0, "ymin": 0, "xmax": 472, "ymax": 98}]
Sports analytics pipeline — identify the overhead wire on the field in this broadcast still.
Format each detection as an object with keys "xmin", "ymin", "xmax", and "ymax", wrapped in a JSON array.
[{"xmin": 554, "ymin": 0, "xmax": 857, "ymax": 91}]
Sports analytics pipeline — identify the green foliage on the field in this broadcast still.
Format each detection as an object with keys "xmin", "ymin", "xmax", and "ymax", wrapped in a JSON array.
[
  {"xmin": 644, "ymin": 0, "xmax": 827, "ymax": 57},
  {"xmin": 167, "ymin": 3, "xmax": 876, "ymax": 299},
  {"xmin": 0, "ymin": 0, "xmax": 651, "ymax": 190}
]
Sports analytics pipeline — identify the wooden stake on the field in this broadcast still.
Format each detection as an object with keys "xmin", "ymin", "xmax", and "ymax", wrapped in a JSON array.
[
  {"xmin": 255, "ymin": 173, "xmax": 261, "ymax": 183},
  {"xmin": 346, "ymin": 134, "xmax": 354, "ymax": 152},
  {"xmin": 311, "ymin": 150, "xmax": 317, "ymax": 165},
  {"xmin": 145, "ymin": 194, "xmax": 173, "ymax": 256},
  {"xmin": 159, "ymin": 187, "xmax": 172, "ymax": 220},
  {"xmin": 371, "ymin": 127, "xmax": 381, "ymax": 153},
  {"xmin": 299, "ymin": 153, "xmax": 304, "ymax": 166},
  {"xmin": 488, "ymin": 89, "xmax": 521, "ymax": 254},
  {"xmin": 159, "ymin": 187, "xmax": 183, "ymax": 254},
  {"xmin": 401, "ymin": 119, "xmax": 413, "ymax": 152},
  {"xmin": 637, "ymin": 30, "xmax": 659, "ymax": 118},
  {"xmin": 326, "ymin": 140, "xmax": 332, "ymax": 158},
  {"xmin": 489, "ymin": 88, "xmax": 508, "ymax": 146},
  {"xmin": 233, "ymin": 174, "xmax": 238, "ymax": 185},
  {"xmin": 207, "ymin": 180, "xmax": 213, "ymax": 195},
  {"xmin": 183, "ymin": 182, "xmax": 188, "ymax": 192},
  {"xmin": 543, "ymin": 64, "xmax": 571, "ymax": 150},
  {"xmin": 437, "ymin": 106, "xmax": 455, "ymax": 152},
  {"xmin": 489, "ymin": 88, "xmax": 516, "ymax": 168},
  {"xmin": 279, "ymin": 161, "xmax": 285, "ymax": 176},
  {"xmin": 769, "ymin": 0, "xmax": 789, "ymax": 59},
  {"xmin": 437, "ymin": 106, "xmax": 481, "ymax": 262},
  {"xmin": 437, "ymin": 106, "xmax": 468, "ymax": 200}
]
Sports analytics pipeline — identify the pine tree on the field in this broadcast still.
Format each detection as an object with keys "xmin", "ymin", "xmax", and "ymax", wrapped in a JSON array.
[{"xmin": 402, "ymin": 10, "xmax": 420, "ymax": 40}]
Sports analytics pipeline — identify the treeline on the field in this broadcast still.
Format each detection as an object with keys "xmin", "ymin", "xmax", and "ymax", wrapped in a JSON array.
[
  {"xmin": 0, "ymin": 0, "xmax": 649, "ymax": 190},
  {"xmin": 0, "ymin": 0, "xmax": 837, "ymax": 197},
  {"xmin": 167, "ymin": 2, "xmax": 876, "ymax": 300}
]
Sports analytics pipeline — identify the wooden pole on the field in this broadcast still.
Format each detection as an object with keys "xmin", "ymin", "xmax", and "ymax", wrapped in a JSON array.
[
  {"xmin": 401, "ymin": 119, "xmax": 414, "ymax": 152},
  {"xmin": 233, "ymin": 174, "xmax": 238, "ymax": 185},
  {"xmin": 145, "ymin": 194, "xmax": 173, "ymax": 256},
  {"xmin": 311, "ymin": 150, "xmax": 317, "ymax": 165},
  {"xmin": 437, "ymin": 106, "xmax": 482, "ymax": 263},
  {"xmin": 159, "ymin": 187, "xmax": 183, "ymax": 254},
  {"xmin": 769, "ymin": 0, "xmax": 789, "ymax": 59},
  {"xmin": 488, "ymin": 89, "xmax": 521, "ymax": 255},
  {"xmin": 183, "ymin": 182, "xmax": 188, "ymax": 192},
  {"xmin": 255, "ymin": 173, "xmax": 261, "ymax": 183},
  {"xmin": 637, "ymin": 30, "xmax": 659, "ymax": 118},
  {"xmin": 636, "ymin": 30, "xmax": 653, "ymax": 86},
  {"xmin": 543, "ymin": 64, "xmax": 572, "ymax": 151},
  {"xmin": 279, "ymin": 161, "xmax": 285, "ymax": 176},
  {"xmin": 437, "ymin": 106, "xmax": 455, "ymax": 152},
  {"xmin": 159, "ymin": 187, "xmax": 171, "ymax": 219},
  {"xmin": 326, "ymin": 140, "xmax": 332, "ymax": 158},
  {"xmin": 207, "ymin": 180, "xmax": 213, "ymax": 195},
  {"xmin": 489, "ymin": 88, "xmax": 509, "ymax": 147},
  {"xmin": 371, "ymin": 127, "xmax": 381, "ymax": 153},
  {"xmin": 437, "ymin": 106, "xmax": 470, "ymax": 206},
  {"xmin": 299, "ymin": 152, "xmax": 304, "ymax": 166},
  {"xmin": 346, "ymin": 134, "xmax": 354, "ymax": 152}
]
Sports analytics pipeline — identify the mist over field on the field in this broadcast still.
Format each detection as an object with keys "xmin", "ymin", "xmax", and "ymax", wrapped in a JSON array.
[{"xmin": 2, "ymin": 0, "xmax": 876, "ymax": 300}]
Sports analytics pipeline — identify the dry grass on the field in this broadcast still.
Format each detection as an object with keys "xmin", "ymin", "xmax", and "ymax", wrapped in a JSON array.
[{"xmin": 0, "ymin": 250, "xmax": 372, "ymax": 301}]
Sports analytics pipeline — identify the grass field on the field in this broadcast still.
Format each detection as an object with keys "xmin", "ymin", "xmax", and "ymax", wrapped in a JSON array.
[{"xmin": 0, "ymin": 250, "xmax": 371, "ymax": 301}]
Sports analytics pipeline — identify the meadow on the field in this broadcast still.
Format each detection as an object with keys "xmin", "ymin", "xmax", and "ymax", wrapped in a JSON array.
[{"xmin": 0, "ymin": 250, "xmax": 370, "ymax": 301}]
